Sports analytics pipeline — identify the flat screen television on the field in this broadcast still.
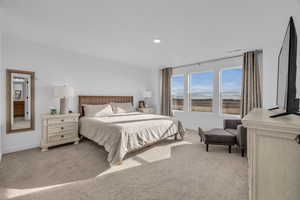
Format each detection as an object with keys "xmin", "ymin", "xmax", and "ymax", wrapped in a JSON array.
[{"xmin": 270, "ymin": 17, "xmax": 300, "ymax": 118}]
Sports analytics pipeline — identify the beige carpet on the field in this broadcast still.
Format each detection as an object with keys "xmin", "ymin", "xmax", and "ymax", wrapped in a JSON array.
[{"xmin": 0, "ymin": 130, "xmax": 248, "ymax": 200}]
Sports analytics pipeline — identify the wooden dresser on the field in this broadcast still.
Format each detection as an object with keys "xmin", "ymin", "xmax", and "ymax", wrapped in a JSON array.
[
  {"xmin": 41, "ymin": 113, "xmax": 80, "ymax": 152},
  {"xmin": 242, "ymin": 109, "xmax": 300, "ymax": 200},
  {"xmin": 14, "ymin": 100, "xmax": 25, "ymax": 117}
]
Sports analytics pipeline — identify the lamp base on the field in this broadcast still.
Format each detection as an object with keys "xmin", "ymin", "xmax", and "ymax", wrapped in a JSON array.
[
  {"xmin": 60, "ymin": 98, "xmax": 68, "ymax": 114},
  {"xmin": 144, "ymin": 97, "xmax": 152, "ymax": 107}
]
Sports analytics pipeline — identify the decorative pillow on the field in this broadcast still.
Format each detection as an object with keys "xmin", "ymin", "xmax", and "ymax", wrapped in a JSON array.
[
  {"xmin": 111, "ymin": 102, "xmax": 134, "ymax": 113},
  {"xmin": 83, "ymin": 104, "xmax": 113, "ymax": 117}
]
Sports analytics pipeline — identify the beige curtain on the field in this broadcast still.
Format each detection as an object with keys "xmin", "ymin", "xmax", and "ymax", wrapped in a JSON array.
[
  {"xmin": 241, "ymin": 51, "xmax": 262, "ymax": 118},
  {"xmin": 161, "ymin": 67, "xmax": 173, "ymax": 116}
]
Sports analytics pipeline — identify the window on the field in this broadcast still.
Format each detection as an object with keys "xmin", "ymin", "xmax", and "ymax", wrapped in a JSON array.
[
  {"xmin": 171, "ymin": 75, "xmax": 184, "ymax": 110},
  {"xmin": 220, "ymin": 68, "xmax": 243, "ymax": 115},
  {"xmin": 190, "ymin": 72, "xmax": 214, "ymax": 112},
  {"xmin": 169, "ymin": 55, "xmax": 246, "ymax": 115}
]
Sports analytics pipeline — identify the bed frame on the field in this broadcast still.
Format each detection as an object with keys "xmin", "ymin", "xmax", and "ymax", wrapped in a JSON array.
[{"xmin": 78, "ymin": 95, "xmax": 133, "ymax": 117}]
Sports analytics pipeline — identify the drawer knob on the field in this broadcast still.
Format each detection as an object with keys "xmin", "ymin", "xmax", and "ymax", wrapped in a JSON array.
[
  {"xmin": 61, "ymin": 135, "xmax": 64, "ymax": 138},
  {"xmin": 61, "ymin": 119, "xmax": 64, "ymax": 122},
  {"xmin": 295, "ymin": 135, "xmax": 300, "ymax": 144},
  {"xmin": 61, "ymin": 127, "xmax": 64, "ymax": 130}
]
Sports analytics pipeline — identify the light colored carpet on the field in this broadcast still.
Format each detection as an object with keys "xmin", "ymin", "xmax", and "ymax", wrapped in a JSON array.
[
  {"xmin": 0, "ymin": 130, "xmax": 248, "ymax": 200},
  {"xmin": 12, "ymin": 117, "xmax": 31, "ymax": 130}
]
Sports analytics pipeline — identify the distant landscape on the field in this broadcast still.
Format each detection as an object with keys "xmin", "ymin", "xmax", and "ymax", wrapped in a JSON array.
[
  {"xmin": 172, "ymin": 98, "xmax": 240, "ymax": 115},
  {"xmin": 171, "ymin": 68, "xmax": 242, "ymax": 115}
]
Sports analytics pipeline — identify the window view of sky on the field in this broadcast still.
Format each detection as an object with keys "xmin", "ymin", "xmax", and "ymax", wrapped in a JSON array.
[
  {"xmin": 171, "ymin": 75, "xmax": 184, "ymax": 98},
  {"xmin": 191, "ymin": 72, "xmax": 214, "ymax": 99},
  {"xmin": 171, "ymin": 68, "xmax": 243, "ymax": 99},
  {"xmin": 221, "ymin": 68, "xmax": 243, "ymax": 99}
]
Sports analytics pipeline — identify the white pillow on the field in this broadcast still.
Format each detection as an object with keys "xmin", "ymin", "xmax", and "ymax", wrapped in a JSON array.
[
  {"xmin": 83, "ymin": 104, "xmax": 113, "ymax": 117},
  {"xmin": 111, "ymin": 102, "xmax": 134, "ymax": 113}
]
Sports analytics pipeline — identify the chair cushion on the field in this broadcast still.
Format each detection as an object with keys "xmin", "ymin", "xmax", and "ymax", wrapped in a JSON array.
[
  {"xmin": 225, "ymin": 128, "xmax": 238, "ymax": 136},
  {"xmin": 202, "ymin": 128, "xmax": 236, "ymax": 145}
]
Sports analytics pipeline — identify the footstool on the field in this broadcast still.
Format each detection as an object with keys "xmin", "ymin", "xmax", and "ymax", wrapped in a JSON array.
[{"xmin": 198, "ymin": 128, "xmax": 236, "ymax": 153}]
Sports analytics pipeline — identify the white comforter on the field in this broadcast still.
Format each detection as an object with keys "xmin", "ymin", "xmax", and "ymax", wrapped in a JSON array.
[{"xmin": 80, "ymin": 112, "xmax": 184, "ymax": 165}]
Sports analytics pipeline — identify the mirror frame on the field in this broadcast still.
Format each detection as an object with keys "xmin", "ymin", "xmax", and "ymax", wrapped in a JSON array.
[{"xmin": 6, "ymin": 69, "xmax": 35, "ymax": 134}]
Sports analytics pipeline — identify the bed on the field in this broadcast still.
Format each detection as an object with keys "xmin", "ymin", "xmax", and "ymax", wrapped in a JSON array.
[{"xmin": 79, "ymin": 96, "xmax": 185, "ymax": 165}]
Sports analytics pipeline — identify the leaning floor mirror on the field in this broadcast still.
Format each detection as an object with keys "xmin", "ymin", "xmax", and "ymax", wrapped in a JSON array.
[{"xmin": 6, "ymin": 69, "xmax": 35, "ymax": 133}]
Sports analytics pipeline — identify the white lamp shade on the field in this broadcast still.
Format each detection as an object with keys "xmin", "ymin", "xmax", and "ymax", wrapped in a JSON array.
[
  {"xmin": 54, "ymin": 86, "xmax": 74, "ymax": 98},
  {"xmin": 143, "ymin": 90, "xmax": 152, "ymax": 98}
]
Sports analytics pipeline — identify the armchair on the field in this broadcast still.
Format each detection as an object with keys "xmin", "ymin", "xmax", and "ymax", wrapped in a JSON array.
[{"xmin": 223, "ymin": 119, "xmax": 247, "ymax": 157}]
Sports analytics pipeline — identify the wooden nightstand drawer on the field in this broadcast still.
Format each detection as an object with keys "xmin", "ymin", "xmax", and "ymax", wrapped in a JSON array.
[
  {"xmin": 48, "ymin": 129, "xmax": 76, "ymax": 136},
  {"xmin": 48, "ymin": 132, "xmax": 76, "ymax": 143},
  {"xmin": 48, "ymin": 124, "xmax": 77, "ymax": 134},
  {"xmin": 47, "ymin": 117, "xmax": 78, "ymax": 125}
]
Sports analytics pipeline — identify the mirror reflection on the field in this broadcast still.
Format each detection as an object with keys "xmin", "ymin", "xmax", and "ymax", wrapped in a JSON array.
[
  {"xmin": 7, "ymin": 69, "xmax": 35, "ymax": 133},
  {"xmin": 11, "ymin": 74, "xmax": 31, "ymax": 130}
]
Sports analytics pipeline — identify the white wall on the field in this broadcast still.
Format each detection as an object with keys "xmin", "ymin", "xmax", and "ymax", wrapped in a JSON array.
[
  {"xmin": 0, "ymin": 31, "xmax": 3, "ymax": 161},
  {"xmin": 0, "ymin": 34, "xmax": 155, "ymax": 154}
]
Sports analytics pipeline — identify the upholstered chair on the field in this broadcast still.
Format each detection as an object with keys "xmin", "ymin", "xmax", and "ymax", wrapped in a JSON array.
[{"xmin": 223, "ymin": 119, "xmax": 247, "ymax": 157}]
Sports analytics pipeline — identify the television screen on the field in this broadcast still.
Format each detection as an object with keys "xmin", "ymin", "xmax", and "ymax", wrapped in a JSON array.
[
  {"xmin": 277, "ymin": 24, "xmax": 290, "ymax": 109},
  {"xmin": 272, "ymin": 17, "xmax": 299, "ymax": 118}
]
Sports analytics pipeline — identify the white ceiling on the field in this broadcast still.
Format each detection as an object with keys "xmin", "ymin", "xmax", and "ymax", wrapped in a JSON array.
[{"xmin": 1, "ymin": 0, "xmax": 300, "ymax": 68}]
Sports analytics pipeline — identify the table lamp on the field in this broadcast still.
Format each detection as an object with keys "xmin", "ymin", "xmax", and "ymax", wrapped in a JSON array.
[
  {"xmin": 54, "ymin": 85, "xmax": 74, "ymax": 114},
  {"xmin": 143, "ymin": 90, "xmax": 152, "ymax": 107}
]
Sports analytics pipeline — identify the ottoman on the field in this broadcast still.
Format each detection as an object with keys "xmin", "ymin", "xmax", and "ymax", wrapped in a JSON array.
[{"xmin": 198, "ymin": 128, "xmax": 236, "ymax": 153}]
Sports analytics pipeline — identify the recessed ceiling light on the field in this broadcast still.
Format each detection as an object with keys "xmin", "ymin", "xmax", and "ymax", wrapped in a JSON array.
[{"xmin": 153, "ymin": 39, "xmax": 161, "ymax": 44}]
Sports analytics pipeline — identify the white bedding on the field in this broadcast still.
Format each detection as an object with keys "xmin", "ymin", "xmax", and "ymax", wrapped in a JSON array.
[{"xmin": 80, "ymin": 112, "xmax": 184, "ymax": 165}]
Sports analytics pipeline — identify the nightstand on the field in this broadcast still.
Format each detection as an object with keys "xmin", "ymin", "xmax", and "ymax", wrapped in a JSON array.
[
  {"xmin": 41, "ymin": 113, "xmax": 80, "ymax": 152},
  {"xmin": 137, "ymin": 107, "xmax": 154, "ymax": 114}
]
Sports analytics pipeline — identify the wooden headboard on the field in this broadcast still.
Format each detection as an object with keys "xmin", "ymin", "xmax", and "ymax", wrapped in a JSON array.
[{"xmin": 78, "ymin": 96, "xmax": 134, "ymax": 117}]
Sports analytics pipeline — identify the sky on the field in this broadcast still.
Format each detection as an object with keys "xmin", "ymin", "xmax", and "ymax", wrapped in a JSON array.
[
  {"xmin": 172, "ymin": 68, "xmax": 242, "ymax": 98},
  {"xmin": 191, "ymin": 72, "xmax": 214, "ymax": 93},
  {"xmin": 221, "ymin": 68, "xmax": 243, "ymax": 92}
]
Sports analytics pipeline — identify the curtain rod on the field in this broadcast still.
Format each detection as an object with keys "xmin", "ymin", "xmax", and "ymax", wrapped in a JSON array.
[
  {"xmin": 171, "ymin": 49, "xmax": 262, "ymax": 70},
  {"xmin": 172, "ymin": 54, "xmax": 242, "ymax": 69}
]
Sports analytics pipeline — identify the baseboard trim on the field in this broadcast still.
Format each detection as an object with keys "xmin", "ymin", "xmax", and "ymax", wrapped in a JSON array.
[{"xmin": 3, "ymin": 143, "xmax": 40, "ymax": 154}]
